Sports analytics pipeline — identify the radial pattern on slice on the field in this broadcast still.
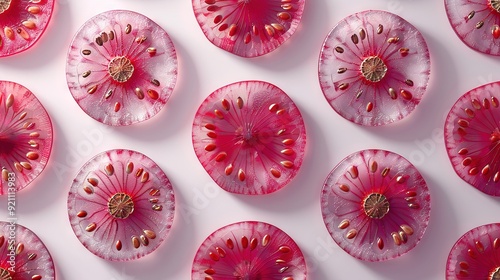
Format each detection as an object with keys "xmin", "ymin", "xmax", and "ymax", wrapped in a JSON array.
[
  {"xmin": 192, "ymin": 80, "xmax": 306, "ymax": 195},
  {"xmin": 318, "ymin": 10, "xmax": 431, "ymax": 126},
  {"xmin": 444, "ymin": 82, "xmax": 500, "ymax": 196},
  {"xmin": 446, "ymin": 223, "xmax": 500, "ymax": 279},
  {"xmin": 66, "ymin": 10, "xmax": 178, "ymax": 126},
  {"xmin": 0, "ymin": 221, "xmax": 55, "ymax": 279},
  {"xmin": 445, "ymin": 0, "xmax": 500, "ymax": 55},
  {"xmin": 0, "ymin": 81, "xmax": 53, "ymax": 195},
  {"xmin": 320, "ymin": 149, "xmax": 431, "ymax": 261},
  {"xmin": 67, "ymin": 149, "xmax": 175, "ymax": 261},
  {"xmin": 192, "ymin": 0, "xmax": 305, "ymax": 57},
  {"xmin": 192, "ymin": 221, "xmax": 307, "ymax": 279},
  {"xmin": 0, "ymin": 0, "xmax": 54, "ymax": 57}
]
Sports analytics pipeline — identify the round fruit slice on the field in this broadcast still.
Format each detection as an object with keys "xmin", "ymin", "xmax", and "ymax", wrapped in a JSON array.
[
  {"xmin": 445, "ymin": 0, "xmax": 500, "ymax": 55},
  {"xmin": 192, "ymin": 80, "xmax": 306, "ymax": 195},
  {"xmin": 192, "ymin": 221, "xmax": 307, "ymax": 279},
  {"xmin": 0, "ymin": 80, "xmax": 53, "ymax": 195},
  {"xmin": 318, "ymin": 10, "xmax": 431, "ymax": 126},
  {"xmin": 0, "ymin": 221, "xmax": 55, "ymax": 279},
  {"xmin": 67, "ymin": 149, "xmax": 175, "ymax": 261},
  {"xmin": 192, "ymin": 0, "xmax": 305, "ymax": 57},
  {"xmin": 66, "ymin": 10, "xmax": 178, "ymax": 126},
  {"xmin": 320, "ymin": 149, "xmax": 431, "ymax": 261},
  {"xmin": 446, "ymin": 223, "xmax": 500, "ymax": 279},
  {"xmin": 0, "ymin": 0, "xmax": 54, "ymax": 57},
  {"xmin": 444, "ymin": 82, "xmax": 500, "ymax": 196}
]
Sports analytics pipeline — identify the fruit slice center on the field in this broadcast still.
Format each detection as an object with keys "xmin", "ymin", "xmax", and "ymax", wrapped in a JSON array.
[
  {"xmin": 0, "ymin": 268, "xmax": 12, "ymax": 280},
  {"xmin": 491, "ymin": 0, "xmax": 500, "ymax": 13},
  {"xmin": 363, "ymin": 193, "xmax": 390, "ymax": 219},
  {"xmin": 108, "ymin": 193, "xmax": 135, "ymax": 219},
  {"xmin": 0, "ymin": 0, "xmax": 10, "ymax": 14},
  {"xmin": 490, "ymin": 267, "xmax": 500, "ymax": 280},
  {"xmin": 360, "ymin": 56, "xmax": 388, "ymax": 83},
  {"xmin": 108, "ymin": 56, "xmax": 135, "ymax": 83}
]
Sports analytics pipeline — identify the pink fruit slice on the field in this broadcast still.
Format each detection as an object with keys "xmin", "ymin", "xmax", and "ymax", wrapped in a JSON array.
[
  {"xmin": 446, "ymin": 223, "xmax": 500, "ymax": 279},
  {"xmin": 321, "ymin": 149, "xmax": 431, "ymax": 261},
  {"xmin": 66, "ymin": 10, "xmax": 178, "ymax": 126},
  {"xmin": 0, "ymin": 0, "xmax": 54, "ymax": 57},
  {"xmin": 67, "ymin": 149, "xmax": 175, "ymax": 261},
  {"xmin": 445, "ymin": 0, "xmax": 500, "ymax": 55},
  {"xmin": 444, "ymin": 82, "xmax": 500, "ymax": 196},
  {"xmin": 0, "ymin": 80, "xmax": 53, "ymax": 195},
  {"xmin": 0, "ymin": 221, "xmax": 55, "ymax": 279},
  {"xmin": 192, "ymin": 221, "xmax": 307, "ymax": 279},
  {"xmin": 318, "ymin": 10, "xmax": 431, "ymax": 126},
  {"xmin": 192, "ymin": 80, "xmax": 306, "ymax": 195},
  {"xmin": 192, "ymin": 0, "xmax": 305, "ymax": 57}
]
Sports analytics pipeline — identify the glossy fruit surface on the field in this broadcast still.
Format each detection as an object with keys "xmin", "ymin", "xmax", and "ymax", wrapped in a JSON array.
[
  {"xmin": 319, "ymin": 10, "xmax": 430, "ymax": 126},
  {"xmin": 192, "ymin": 0, "xmax": 305, "ymax": 57},
  {"xmin": 0, "ymin": 0, "xmax": 54, "ymax": 57},
  {"xmin": 68, "ymin": 149, "xmax": 175, "ymax": 261},
  {"xmin": 192, "ymin": 221, "xmax": 307, "ymax": 279},
  {"xmin": 446, "ymin": 223, "xmax": 500, "ymax": 279},
  {"xmin": 444, "ymin": 82, "xmax": 500, "ymax": 196},
  {"xmin": 192, "ymin": 80, "xmax": 306, "ymax": 195},
  {"xmin": 0, "ymin": 80, "xmax": 53, "ymax": 195},
  {"xmin": 0, "ymin": 221, "xmax": 55, "ymax": 279},
  {"xmin": 66, "ymin": 10, "xmax": 178, "ymax": 126},
  {"xmin": 321, "ymin": 149, "xmax": 431, "ymax": 261},
  {"xmin": 445, "ymin": 0, "xmax": 500, "ymax": 55}
]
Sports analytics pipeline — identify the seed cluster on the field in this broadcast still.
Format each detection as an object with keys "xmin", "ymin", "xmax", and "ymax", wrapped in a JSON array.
[
  {"xmin": 0, "ymin": 0, "xmax": 43, "ymax": 49},
  {"xmin": 0, "ymin": 235, "xmax": 43, "ymax": 280}
]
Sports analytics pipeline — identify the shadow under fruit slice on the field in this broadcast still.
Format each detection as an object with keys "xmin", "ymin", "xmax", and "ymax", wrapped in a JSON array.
[
  {"xmin": 446, "ymin": 223, "xmax": 500, "ymax": 279},
  {"xmin": 192, "ymin": 221, "xmax": 307, "ymax": 279},
  {"xmin": 192, "ymin": 0, "xmax": 305, "ymax": 57},
  {"xmin": 192, "ymin": 80, "xmax": 306, "ymax": 195},
  {"xmin": 444, "ymin": 82, "xmax": 500, "ymax": 196},
  {"xmin": 0, "ymin": 80, "xmax": 53, "ymax": 195},
  {"xmin": 67, "ymin": 149, "xmax": 175, "ymax": 261},
  {"xmin": 321, "ymin": 149, "xmax": 431, "ymax": 261},
  {"xmin": 0, "ymin": 0, "xmax": 54, "ymax": 57},
  {"xmin": 66, "ymin": 10, "xmax": 178, "ymax": 126},
  {"xmin": 0, "ymin": 221, "xmax": 55, "ymax": 279},
  {"xmin": 445, "ymin": 0, "xmax": 500, "ymax": 55},
  {"xmin": 318, "ymin": 10, "xmax": 430, "ymax": 126}
]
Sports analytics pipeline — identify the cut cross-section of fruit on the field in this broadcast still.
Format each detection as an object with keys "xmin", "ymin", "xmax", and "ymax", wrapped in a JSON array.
[
  {"xmin": 445, "ymin": 0, "xmax": 500, "ymax": 55},
  {"xmin": 318, "ymin": 10, "xmax": 431, "ymax": 126},
  {"xmin": 0, "ymin": 0, "xmax": 54, "ymax": 57},
  {"xmin": 192, "ymin": 221, "xmax": 307, "ymax": 279},
  {"xmin": 444, "ymin": 82, "xmax": 500, "ymax": 196},
  {"xmin": 0, "ymin": 80, "xmax": 53, "ymax": 195},
  {"xmin": 67, "ymin": 149, "xmax": 175, "ymax": 261},
  {"xmin": 66, "ymin": 10, "xmax": 178, "ymax": 126},
  {"xmin": 0, "ymin": 221, "xmax": 55, "ymax": 279},
  {"xmin": 321, "ymin": 149, "xmax": 431, "ymax": 261},
  {"xmin": 192, "ymin": 80, "xmax": 307, "ymax": 195},
  {"xmin": 192, "ymin": 0, "xmax": 305, "ymax": 57},
  {"xmin": 446, "ymin": 223, "xmax": 500, "ymax": 279}
]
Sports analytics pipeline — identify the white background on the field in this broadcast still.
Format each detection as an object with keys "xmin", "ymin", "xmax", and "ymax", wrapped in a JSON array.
[{"xmin": 1, "ymin": 0, "xmax": 500, "ymax": 279}]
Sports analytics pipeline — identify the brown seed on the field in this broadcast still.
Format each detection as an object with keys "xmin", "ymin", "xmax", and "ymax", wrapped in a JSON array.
[
  {"xmin": 28, "ymin": 253, "xmax": 37, "ymax": 261},
  {"xmin": 87, "ymin": 85, "xmax": 97, "ymax": 94},
  {"xmin": 104, "ymin": 89, "xmax": 113, "ymax": 99},
  {"xmin": 492, "ymin": 96, "xmax": 499, "ymax": 107},
  {"xmin": 82, "ymin": 49, "xmax": 91, "ymax": 55},
  {"xmin": 348, "ymin": 165, "xmax": 359, "ymax": 179},
  {"xmin": 359, "ymin": 28, "xmax": 366, "ymax": 40},
  {"xmin": 125, "ymin": 24, "xmax": 132, "ymax": 34},
  {"xmin": 399, "ymin": 231, "xmax": 408, "ymax": 244},
  {"xmin": 339, "ymin": 184, "xmax": 349, "ymax": 192},
  {"xmin": 250, "ymin": 238, "xmax": 258, "ymax": 250},
  {"xmin": 20, "ymin": 162, "xmax": 32, "ymax": 170},
  {"xmin": 216, "ymin": 246, "xmax": 227, "ymax": 257},
  {"xmin": 141, "ymin": 171, "xmax": 149, "ymax": 183},
  {"xmin": 483, "ymin": 98, "xmax": 491, "ymax": 109},
  {"xmin": 77, "ymin": 211, "xmax": 87, "ymax": 218},
  {"xmin": 265, "ymin": 24, "xmax": 275, "ymax": 36},
  {"xmin": 270, "ymin": 168, "xmax": 281, "ymax": 178},
  {"xmin": 377, "ymin": 24, "xmax": 383, "ymax": 34},
  {"xmin": 149, "ymin": 188, "xmax": 160, "ymax": 196},
  {"xmin": 14, "ymin": 162, "xmax": 22, "ymax": 172},
  {"xmin": 152, "ymin": 204, "xmax": 163, "ymax": 211},
  {"xmin": 370, "ymin": 160, "xmax": 378, "ymax": 173},
  {"xmin": 472, "ymin": 99, "xmax": 481, "ymax": 109},
  {"xmin": 277, "ymin": 11, "xmax": 291, "ymax": 20},
  {"xmin": 381, "ymin": 167, "xmax": 390, "ymax": 177},
  {"xmin": 109, "ymin": 31, "xmax": 115, "ymax": 40},
  {"xmin": 278, "ymin": 245, "xmax": 291, "ymax": 253},
  {"xmin": 132, "ymin": 236, "xmax": 140, "ymax": 248},
  {"xmin": 467, "ymin": 10, "xmax": 475, "ymax": 20},
  {"xmin": 482, "ymin": 165, "xmax": 490, "ymax": 176},
  {"xmin": 126, "ymin": 162, "xmax": 134, "ymax": 174},
  {"xmin": 476, "ymin": 21, "xmax": 484, "ymax": 29},
  {"xmin": 366, "ymin": 102, "xmax": 374, "ymax": 112},
  {"xmin": 147, "ymin": 47, "xmax": 156, "ymax": 55},
  {"xmin": 95, "ymin": 36, "xmax": 103, "ymax": 46},
  {"xmin": 237, "ymin": 96, "xmax": 244, "ymax": 108},
  {"xmin": 16, "ymin": 243, "xmax": 24, "ymax": 255},
  {"xmin": 87, "ymin": 177, "xmax": 98, "ymax": 186},
  {"xmin": 22, "ymin": 21, "xmax": 36, "ymax": 29},
  {"xmin": 83, "ymin": 185, "xmax": 94, "ymax": 195},
  {"xmin": 4, "ymin": 27, "xmax": 14, "ymax": 40},
  {"xmin": 337, "ymin": 67, "xmax": 347, "ymax": 74},
  {"xmin": 351, "ymin": 34, "xmax": 359, "ymax": 44},
  {"xmin": 86, "ymin": 223, "xmax": 97, "ymax": 232},
  {"xmin": 135, "ymin": 88, "xmax": 145, "ymax": 99},
  {"xmin": 147, "ymin": 89, "xmax": 159, "ymax": 100},
  {"xmin": 226, "ymin": 238, "xmax": 234, "ymax": 249},
  {"xmin": 221, "ymin": 99, "xmax": 230, "ymax": 111},
  {"xmin": 338, "ymin": 219, "xmax": 350, "ymax": 229},
  {"xmin": 262, "ymin": 234, "xmax": 270, "ymax": 247},
  {"xmin": 26, "ymin": 152, "xmax": 39, "ymax": 160},
  {"xmin": 282, "ymin": 139, "xmax": 294, "ymax": 145},
  {"xmin": 464, "ymin": 108, "xmax": 475, "ymax": 117},
  {"xmin": 135, "ymin": 35, "xmax": 147, "ymax": 44},
  {"xmin": 6, "ymin": 93, "xmax": 14, "ymax": 108},
  {"xmin": 400, "ymin": 48, "xmax": 409, "ymax": 56},
  {"xmin": 405, "ymin": 79, "xmax": 414, "ymax": 86},
  {"xmin": 1, "ymin": 168, "xmax": 8, "ymax": 182},
  {"xmin": 28, "ymin": 6, "xmax": 41, "ymax": 14},
  {"xmin": 144, "ymin": 229, "xmax": 156, "ymax": 239},
  {"xmin": 475, "ymin": 240, "xmax": 484, "ymax": 252},
  {"xmin": 140, "ymin": 235, "xmax": 149, "ymax": 246},
  {"xmin": 387, "ymin": 37, "xmax": 400, "ymax": 43},
  {"xmin": 105, "ymin": 164, "xmax": 114, "ymax": 176},
  {"xmin": 389, "ymin": 88, "xmax": 397, "ymax": 99},
  {"xmin": 335, "ymin": 46, "xmax": 344, "ymax": 53},
  {"xmin": 280, "ymin": 161, "xmax": 294, "ymax": 168},
  {"xmin": 400, "ymin": 224, "xmax": 414, "ymax": 235},
  {"xmin": 214, "ymin": 109, "xmax": 224, "ymax": 119},
  {"xmin": 339, "ymin": 83, "xmax": 349, "ymax": 90},
  {"xmin": 392, "ymin": 232, "xmax": 402, "ymax": 246},
  {"xmin": 400, "ymin": 89, "xmax": 412, "ymax": 100},
  {"xmin": 151, "ymin": 79, "xmax": 160, "ymax": 87},
  {"xmin": 82, "ymin": 70, "xmax": 91, "ymax": 78},
  {"xmin": 346, "ymin": 229, "xmax": 357, "ymax": 239},
  {"xmin": 271, "ymin": 23, "xmax": 284, "ymax": 32},
  {"xmin": 458, "ymin": 119, "xmax": 469, "ymax": 127},
  {"xmin": 281, "ymin": 148, "xmax": 294, "ymax": 156},
  {"xmin": 116, "ymin": 240, "xmax": 122, "ymax": 251},
  {"xmin": 377, "ymin": 237, "xmax": 384, "ymax": 250}
]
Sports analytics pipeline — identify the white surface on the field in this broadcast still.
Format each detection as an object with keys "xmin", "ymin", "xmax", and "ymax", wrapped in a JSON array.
[{"xmin": 1, "ymin": 0, "xmax": 499, "ymax": 279}]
